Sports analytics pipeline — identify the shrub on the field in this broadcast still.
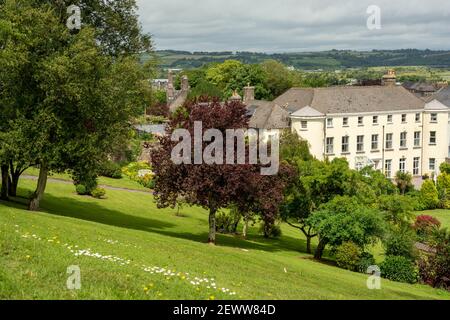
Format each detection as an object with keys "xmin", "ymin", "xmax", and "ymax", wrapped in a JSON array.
[
  {"xmin": 72, "ymin": 171, "xmax": 98, "ymax": 195},
  {"xmin": 122, "ymin": 161, "xmax": 155, "ymax": 189},
  {"xmin": 216, "ymin": 210, "xmax": 241, "ymax": 234},
  {"xmin": 418, "ymin": 229, "xmax": 450, "ymax": 290},
  {"xmin": 122, "ymin": 162, "xmax": 151, "ymax": 180},
  {"xmin": 259, "ymin": 222, "xmax": 282, "ymax": 238},
  {"xmin": 414, "ymin": 215, "xmax": 441, "ymax": 243},
  {"xmin": 357, "ymin": 252, "xmax": 376, "ymax": 274},
  {"xmin": 381, "ymin": 256, "xmax": 419, "ymax": 284},
  {"xmin": 437, "ymin": 173, "xmax": 450, "ymax": 209},
  {"xmin": 98, "ymin": 161, "xmax": 122, "ymax": 179},
  {"xmin": 92, "ymin": 188, "xmax": 106, "ymax": 199},
  {"xmin": 384, "ymin": 229, "xmax": 417, "ymax": 261},
  {"xmin": 75, "ymin": 184, "xmax": 87, "ymax": 195},
  {"xmin": 420, "ymin": 180, "xmax": 439, "ymax": 210},
  {"xmin": 335, "ymin": 242, "xmax": 362, "ymax": 272}
]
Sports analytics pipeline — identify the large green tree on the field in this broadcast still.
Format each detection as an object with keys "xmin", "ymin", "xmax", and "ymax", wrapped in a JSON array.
[{"xmin": 0, "ymin": 1, "xmax": 151, "ymax": 210}]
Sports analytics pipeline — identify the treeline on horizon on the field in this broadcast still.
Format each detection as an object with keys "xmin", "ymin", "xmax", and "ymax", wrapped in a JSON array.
[{"xmin": 148, "ymin": 49, "xmax": 450, "ymax": 70}]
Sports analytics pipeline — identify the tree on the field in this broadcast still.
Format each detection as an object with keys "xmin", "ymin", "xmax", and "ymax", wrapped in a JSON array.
[
  {"xmin": 307, "ymin": 196, "xmax": 386, "ymax": 260},
  {"xmin": 260, "ymin": 60, "xmax": 293, "ymax": 99},
  {"xmin": 0, "ymin": 1, "xmax": 151, "ymax": 210},
  {"xmin": 395, "ymin": 171, "xmax": 413, "ymax": 195},
  {"xmin": 152, "ymin": 98, "xmax": 290, "ymax": 244},
  {"xmin": 378, "ymin": 195, "xmax": 415, "ymax": 228},
  {"xmin": 281, "ymin": 157, "xmax": 364, "ymax": 254},
  {"xmin": 420, "ymin": 180, "xmax": 439, "ymax": 210}
]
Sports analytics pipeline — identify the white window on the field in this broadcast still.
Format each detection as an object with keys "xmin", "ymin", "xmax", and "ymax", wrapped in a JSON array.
[
  {"xmin": 400, "ymin": 132, "xmax": 407, "ymax": 148},
  {"xmin": 358, "ymin": 117, "xmax": 364, "ymax": 126},
  {"xmin": 385, "ymin": 160, "xmax": 392, "ymax": 178},
  {"xmin": 343, "ymin": 117, "xmax": 349, "ymax": 126},
  {"xmin": 326, "ymin": 137, "xmax": 334, "ymax": 154},
  {"xmin": 327, "ymin": 118, "xmax": 333, "ymax": 128},
  {"xmin": 342, "ymin": 136, "xmax": 349, "ymax": 153},
  {"xmin": 399, "ymin": 158, "xmax": 406, "ymax": 173},
  {"xmin": 430, "ymin": 131, "xmax": 437, "ymax": 145},
  {"xmin": 386, "ymin": 133, "xmax": 393, "ymax": 149},
  {"xmin": 387, "ymin": 115, "xmax": 393, "ymax": 123},
  {"xmin": 373, "ymin": 116, "xmax": 378, "ymax": 125},
  {"xmin": 413, "ymin": 157, "xmax": 420, "ymax": 176},
  {"xmin": 415, "ymin": 113, "xmax": 421, "ymax": 123},
  {"xmin": 430, "ymin": 158, "xmax": 436, "ymax": 171},
  {"xmin": 371, "ymin": 134, "xmax": 379, "ymax": 151},
  {"xmin": 402, "ymin": 114, "xmax": 407, "ymax": 123},
  {"xmin": 414, "ymin": 132, "xmax": 421, "ymax": 147},
  {"xmin": 431, "ymin": 113, "xmax": 438, "ymax": 123},
  {"xmin": 301, "ymin": 121, "xmax": 308, "ymax": 129},
  {"xmin": 357, "ymin": 135, "xmax": 364, "ymax": 152}
]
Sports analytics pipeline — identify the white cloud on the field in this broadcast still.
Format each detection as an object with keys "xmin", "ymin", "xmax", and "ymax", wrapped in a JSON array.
[{"xmin": 137, "ymin": 0, "xmax": 450, "ymax": 52}]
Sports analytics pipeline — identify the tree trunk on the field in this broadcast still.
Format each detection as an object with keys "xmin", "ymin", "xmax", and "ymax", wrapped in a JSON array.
[
  {"xmin": 8, "ymin": 171, "xmax": 20, "ymax": 197},
  {"xmin": 243, "ymin": 218, "xmax": 248, "ymax": 239},
  {"xmin": 28, "ymin": 163, "xmax": 48, "ymax": 211},
  {"xmin": 208, "ymin": 207, "xmax": 217, "ymax": 244},
  {"xmin": 1, "ymin": 164, "xmax": 9, "ymax": 201},
  {"xmin": 314, "ymin": 238, "xmax": 327, "ymax": 260},
  {"xmin": 306, "ymin": 236, "xmax": 312, "ymax": 254}
]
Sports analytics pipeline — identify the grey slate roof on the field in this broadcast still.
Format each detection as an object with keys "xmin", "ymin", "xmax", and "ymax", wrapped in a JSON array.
[
  {"xmin": 428, "ymin": 86, "xmax": 450, "ymax": 107},
  {"xmin": 273, "ymin": 86, "xmax": 425, "ymax": 115},
  {"xmin": 247, "ymin": 100, "xmax": 290, "ymax": 129}
]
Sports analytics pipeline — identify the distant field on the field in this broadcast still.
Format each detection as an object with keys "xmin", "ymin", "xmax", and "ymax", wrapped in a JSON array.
[{"xmin": 148, "ymin": 49, "xmax": 450, "ymax": 71}]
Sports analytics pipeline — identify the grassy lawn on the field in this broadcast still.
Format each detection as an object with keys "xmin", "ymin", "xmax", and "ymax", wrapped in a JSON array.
[
  {"xmin": 24, "ymin": 167, "xmax": 149, "ymax": 192},
  {"xmin": 0, "ymin": 179, "xmax": 449, "ymax": 300}
]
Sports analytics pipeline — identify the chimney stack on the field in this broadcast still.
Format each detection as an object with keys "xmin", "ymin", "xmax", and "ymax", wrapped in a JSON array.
[
  {"xmin": 166, "ymin": 70, "xmax": 175, "ymax": 102},
  {"xmin": 181, "ymin": 75, "xmax": 190, "ymax": 92},
  {"xmin": 382, "ymin": 69, "xmax": 397, "ymax": 86},
  {"xmin": 243, "ymin": 84, "xmax": 255, "ymax": 103}
]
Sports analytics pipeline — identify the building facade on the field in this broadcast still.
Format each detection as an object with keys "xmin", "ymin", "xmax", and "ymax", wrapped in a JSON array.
[{"xmin": 247, "ymin": 71, "xmax": 450, "ymax": 182}]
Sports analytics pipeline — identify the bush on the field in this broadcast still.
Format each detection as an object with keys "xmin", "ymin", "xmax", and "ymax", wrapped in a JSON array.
[
  {"xmin": 75, "ymin": 184, "xmax": 88, "ymax": 195},
  {"xmin": 418, "ymin": 229, "xmax": 450, "ymax": 290},
  {"xmin": 384, "ymin": 229, "xmax": 417, "ymax": 261},
  {"xmin": 420, "ymin": 180, "xmax": 439, "ymax": 210},
  {"xmin": 414, "ymin": 215, "xmax": 441, "ymax": 243},
  {"xmin": 357, "ymin": 252, "xmax": 376, "ymax": 274},
  {"xmin": 216, "ymin": 210, "xmax": 241, "ymax": 234},
  {"xmin": 92, "ymin": 188, "xmax": 106, "ymax": 199},
  {"xmin": 98, "ymin": 161, "xmax": 122, "ymax": 179},
  {"xmin": 437, "ymin": 173, "xmax": 450, "ymax": 209},
  {"xmin": 72, "ymin": 171, "xmax": 98, "ymax": 195},
  {"xmin": 259, "ymin": 222, "xmax": 282, "ymax": 238},
  {"xmin": 381, "ymin": 256, "xmax": 419, "ymax": 284},
  {"xmin": 335, "ymin": 242, "xmax": 362, "ymax": 272},
  {"xmin": 122, "ymin": 161, "xmax": 155, "ymax": 189}
]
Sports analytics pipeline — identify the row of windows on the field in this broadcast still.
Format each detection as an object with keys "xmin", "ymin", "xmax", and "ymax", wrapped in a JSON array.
[
  {"xmin": 384, "ymin": 158, "xmax": 437, "ymax": 178},
  {"xmin": 326, "ymin": 132, "xmax": 437, "ymax": 154},
  {"xmin": 321, "ymin": 113, "xmax": 439, "ymax": 129}
]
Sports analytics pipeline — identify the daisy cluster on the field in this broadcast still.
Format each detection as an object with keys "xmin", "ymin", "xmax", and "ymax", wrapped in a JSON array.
[{"xmin": 14, "ymin": 225, "xmax": 238, "ymax": 297}]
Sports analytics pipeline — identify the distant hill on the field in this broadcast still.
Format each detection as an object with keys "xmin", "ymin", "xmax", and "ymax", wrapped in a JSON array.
[{"xmin": 143, "ymin": 49, "xmax": 450, "ymax": 71}]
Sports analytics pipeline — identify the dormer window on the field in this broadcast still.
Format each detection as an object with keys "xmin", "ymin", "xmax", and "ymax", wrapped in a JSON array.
[{"xmin": 301, "ymin": 121, "xmax": 308, "ymax": 130}]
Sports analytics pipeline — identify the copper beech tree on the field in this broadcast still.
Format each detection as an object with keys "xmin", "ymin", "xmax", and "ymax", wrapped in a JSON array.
[{"xmin": 152, "ymin": 97, "xmax": 292, "ymax": 244}]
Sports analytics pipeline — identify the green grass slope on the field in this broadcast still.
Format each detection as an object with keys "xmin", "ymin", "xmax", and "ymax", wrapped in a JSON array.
[{"xmin": 0, "ymin": 179, "xmax": 449, "ymax": 300}]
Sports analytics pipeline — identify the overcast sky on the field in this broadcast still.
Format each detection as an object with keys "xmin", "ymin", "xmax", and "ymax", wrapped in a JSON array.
[{"xmin": 137, "ymin": 0, "xmax": 450, "ymax": 52}]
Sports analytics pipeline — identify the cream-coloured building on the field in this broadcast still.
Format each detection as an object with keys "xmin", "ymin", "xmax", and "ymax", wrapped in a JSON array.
[{"xmin": 247, "ymin": 73, "xmax": 450, "ymax": 182}]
